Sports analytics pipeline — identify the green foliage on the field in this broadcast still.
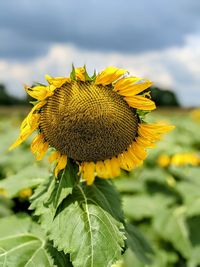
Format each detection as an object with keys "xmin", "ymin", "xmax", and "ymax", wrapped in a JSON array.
[
  {"xmin": 31, "ymin": 169, "xmax": 127, "ymax": 267},
  {"xmin": 0, "ymin": 214, "xmax": 54, "ymax": 267},
  {"xmin": 113, "ymin": 111, "xmax": 200, "ymax": 266},
  {"xmin": 0, "ymin": 166, "xmax": 48, "ymax": 198},
  {"xmin": 125, "ymin": 224, "xmax": 153, "ymax": 264},
  {"xmin": 0, "ymin": 109, "xmax": 200, "ymax": 266},
  {"xmin": 0, "ymin": 197, "xmax": 13, "ymax": 218}
]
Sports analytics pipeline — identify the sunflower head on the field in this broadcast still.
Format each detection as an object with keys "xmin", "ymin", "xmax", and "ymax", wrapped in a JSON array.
[{"xmin": 10, "ymin": 65, "xmax": 174, "ymax": 185}]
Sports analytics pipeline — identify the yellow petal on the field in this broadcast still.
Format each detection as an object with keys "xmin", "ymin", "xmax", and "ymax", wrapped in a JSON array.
[
  {"xmin": 125, "ymin": 145, "xmax": 143, "ymax": 167},
  {"xmin": 35, "ymin": 142, "xmax": 49, "ymax": 161},
  {"xmin": 25, "ymin": 85, "xmax": 53, "ymax": 101},
  {"xmin": 138, "ymin": 123, "xmax": 175, "ymax": 145},
  {"xmin": 138, "ymin": 127, "xmax": 161, "ymax": 142},
  {"xmin": 139, "ymin": 123, "xmax": 175, "ymax": 133},
  {"xmin": 31, "ymin": 134, "xmax": 44, "ymax": 153},
  {"xmin": 109, "ymin": 157, "xmax": 121, "ymax": 177},
  {"xmin": 9, "ymin": 135, "xmax": 27, "ymax": 151},
  {"xmin": 125, "ymin": 95, "xmax": 156, "ymax": 110},
  {"xmin": 114, "ymin": 77, "xmax": 142, "ymax": 91},
  {"xmin": 45, "ymin": 74, "xmax": 71, "ymax": 89},
  {"xmin": 10, "ymin": 99, "xmax": 47, "ymax": 151},
  {"xmin": 114, "ymin": 77, "xmax": 152, "ymax": 97},
  {"xmin": 118, "ymin": 152, "xmax": 135, "ymax": 171},
  {"xmin": 103, "ymin": 159, "xmax": 113, "ymax": 178},
  {"xmin": 55, "ymin": 155, "xmax": 67, "ymax": 177},
  {"xmin": 135, "ymin": 136, "xmax": 155, "ymax": 148},
  {"xmin": 30, "ymin": 133, "xmax": 49, "ymax": 161},
  {"xmin": 82, "ymin": 162, "xmax": 96, "ymax": 185},
  {"xmin": 95, "ymin": 66, "xmax": 127, "ymax": 85},
  {"xmin": 48, "ymin": 151, "xmax": 61, "ymax": 163},
  {"xmin": 129, "ymin": 142, "xmax": 147, "ymax": 160},
  {"xmin": 75, "ymin": 67, "xmax": 86, "ymax": 81},
  {"xmin": 96, "ymin": 161, "xmax": 106, "ymax": 178},
  {"xmin": 9, "ymin": 113, "xmax": 40, "ymax": 151}
]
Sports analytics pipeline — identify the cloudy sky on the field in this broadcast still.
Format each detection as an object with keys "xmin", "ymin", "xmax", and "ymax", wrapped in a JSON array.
[{"xmin": 0, "ymin": 0, "xmax": 200, "ymax": 106}]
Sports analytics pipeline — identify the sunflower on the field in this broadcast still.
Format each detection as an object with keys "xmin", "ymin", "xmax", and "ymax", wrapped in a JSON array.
[
  {"xmin": 171, "ymin": 152, "xmax": 200, "ymax": 166},
  {"xmin": 10, "ymin": 66, "xmax": 174, "ymax": 185}
]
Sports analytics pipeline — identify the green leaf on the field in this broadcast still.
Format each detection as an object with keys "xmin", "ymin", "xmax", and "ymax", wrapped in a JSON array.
[
  {"xmin": 123, "ymin": 247, "xmax": 178, "ymax": 267},
  {"xmin": 123, "ymin": 194, "xmax": 173, "ymax": 220},
  {"xmin": 47, "ymin": 242, "xmax": 73, "ymax": 267},
  {"xmin": 47, "ymin": 161, "xmax": 78, "ymax": 211},
  {"xmin": 30, "ymin": 161, "xmax": 78, "ymax": 230},
  {"xmin": 48, "ymin": 179, "xmax": 126, "ymax": 267},
  {"xmin": 0, "ymin": 166, "xmax": 49, "ymax": 198},
  {"xmin": 29, "ymin": 174, "xmax": 55, "ymax": 217},
  {"xmin": 153, "ymin": 207, "xmax": 191, "ymax": 258},
  {"xmin": 0, "ymin": 197, "xmax": 13, "ymax": 218},
  {"xmin": 114, "ymin": 177, "xmax": 144, "ymax": 194},
  {"xmin": 125, "ymin": 224, "xmax": 153, "ymax": 264},
  {"xmin": 0, "ymin": 214, "xmax": 54, "ymax": 267}
]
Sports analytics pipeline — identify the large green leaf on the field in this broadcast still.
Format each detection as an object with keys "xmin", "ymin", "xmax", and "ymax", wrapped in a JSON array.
[
  {"xmin": 30, "ymin": 161, "xmax": 78, "ymax": 230},
  {"xmin": 123, "ymin": 194, "xmax": 173, "ymax": 220},
  {"xmin": 123, "ymin": 247, "xmax": 178, "ymax": 267},
  {"xmin": 46, "ymin": 161, "xmax": 79, "ymax": 212},
  {"xmin": 0, "ymin": 166, "xmax": 49, "ymax": 198},
  {"xmin": 30, "ymin": 165, "xmax": 126, "ymax": 267},
  {"xmin": 47, "ymin": 242, "xmax": 73, "ymax": 267},
  {"xmin": 153, "ymin": 207, "xmax": 191, "ymax": 258},
  {"xmin": 0, "ymin": 214, "xmax": 54, "ymax": 267},
  {"xmin": 48, "ymin": 179, "xmax": 126, "ymax": 267},
  {"xmin": 0, "ymin": 197, "xmax": 13, "ymax": 218},
  {"xmin": 125, "ymin": 224, "xmax": 153, "ymax": 264}
]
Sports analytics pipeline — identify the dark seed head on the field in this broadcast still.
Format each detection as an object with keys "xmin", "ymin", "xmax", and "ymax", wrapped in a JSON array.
[{"xmin": 40, "ymin": 81, "xmax": 138, "ymax": 162}]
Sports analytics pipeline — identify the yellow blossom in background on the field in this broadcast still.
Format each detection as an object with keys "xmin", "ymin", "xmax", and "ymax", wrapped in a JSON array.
[
  {"xmin": 191, "ymin": 108, "xmax": 200, "ymax": 122},
  {"xmin": 18, "ymin": 188, "xmax": 33, "ymax": 199},
  {"xmin": 158, "ymin": 152, "xmax": 200, "ymax": 168},
  {"xmin": 111, "ymin": 260, "xmax": 124, "ymax": 267},
  {"xmin": 171, "ymin": 152, "xmax": 200, "ymax": 166},
  {"xmin": 0, "ymin": 188, "xmax": 7, "ymax": 197},
  {"xmin": 157, "ymin": 154, "xmax": 171, "ymax": 167}
]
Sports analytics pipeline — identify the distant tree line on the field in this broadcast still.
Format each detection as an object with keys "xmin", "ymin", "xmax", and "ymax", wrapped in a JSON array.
[
  {"xmin": 149, "ymin": 86, "xmax": 180, "ymax": 107},
  {"xmin": 0, "ymin": 84, "xmax": 28, "ymax": 106},
  {"xmin": 0, "ymin": 83, "xmax": 180, "ymax": 107}
]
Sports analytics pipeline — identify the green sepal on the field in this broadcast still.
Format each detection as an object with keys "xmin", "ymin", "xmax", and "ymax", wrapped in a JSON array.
[
  {"xmin": 90, "ymin": 69, "xmax": 97, "ymax": 81},
  {"xmin": 83, "ymin": 65, "xmax": 92, "ymax": 81},
  {"xmin": 29, "ymin": 100, "xmax": 40, "ymax": 106},
  {"xmin": 32, "ymin": 82, "xmax": 46, "ymax": 87},
  {"xmin": 70, "ymin": 64, "xmax": 76, "ymax": 80},
  {"xmin": 136, "ymin": 109, "xmax": 151, "ymax": 122}
]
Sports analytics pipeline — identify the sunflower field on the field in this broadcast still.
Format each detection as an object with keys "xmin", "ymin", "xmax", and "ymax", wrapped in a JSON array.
[{"xmin": 0, "ymin": 106, "xmax": 199, "ymax": 267}]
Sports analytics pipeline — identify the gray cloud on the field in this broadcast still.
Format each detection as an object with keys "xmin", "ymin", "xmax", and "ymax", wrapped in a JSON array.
[{"xmin": 0, "ymin": 0, "xmax": 200, "ymax": 59}]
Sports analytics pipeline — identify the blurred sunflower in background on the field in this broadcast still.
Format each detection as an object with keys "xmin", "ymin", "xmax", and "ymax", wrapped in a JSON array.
[
  {"xmin": 10, "ymin": 66, "xmax": 174, "ymax": 185},
  {"xmin": 157, "ymin": 152, "xmax": 200, "ymax": 167},
  {"xmin": 191, "ymin": 108, "xmax": 200, "ymax": 122}
]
